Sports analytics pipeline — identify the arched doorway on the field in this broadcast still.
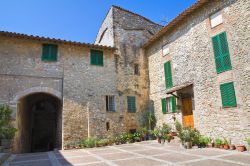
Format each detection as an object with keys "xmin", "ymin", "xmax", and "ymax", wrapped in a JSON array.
[{"xmin": 16, "ymin": 92, "xmax": 62, "ymax": 153}]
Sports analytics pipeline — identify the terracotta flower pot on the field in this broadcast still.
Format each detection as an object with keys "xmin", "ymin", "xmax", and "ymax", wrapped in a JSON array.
[
  {"xmin": 224, "ymin": 144, "xmax": 229, "ymax": 150},
  {"xmin": 230, "ymin": 144, "xmax": 236, "ymax": 150},
  {"xmin": 236, "ymin": 145, "xmax": 246, "ymax": 152}
]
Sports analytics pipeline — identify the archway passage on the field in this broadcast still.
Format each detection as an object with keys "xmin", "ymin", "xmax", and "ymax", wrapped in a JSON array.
[{"xmin": 16, "ymin": 93, "xmax": 62, "ymax": 153}]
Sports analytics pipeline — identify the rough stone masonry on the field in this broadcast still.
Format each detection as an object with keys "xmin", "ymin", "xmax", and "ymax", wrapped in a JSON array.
[{"xmin": 0, "ymin": 0, "xmax": 249, "ymax": 153}]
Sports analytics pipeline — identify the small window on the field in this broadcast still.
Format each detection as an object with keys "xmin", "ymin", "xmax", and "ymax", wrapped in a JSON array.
[
  {"xmin": 90, "ymin": 49, "xmax": 103, "ymax": 66},
  {"xmin": 210, "ymin": 11, "xmax": 223, "ymax": 28},
  {"xmin": 42, "ymin": 44, "xmax": 58, "ymax": 61},
  {"xmin": 106, "ymin": 96, "xmax": 116, "ymax": 112},
  {"xmin": 220, "ymin": 82, "xmax": 237, "ymax": 108},
  {"xmin": 127, "ymin": 96, "xmax": 136, "ymax": 113},
  {"xmin": 106, "ymin": 122, "xmax": 110, "ymax": 131},
  {"xmin": 161, "ymin": 97, "xmax": 177, "ymax": 114},
  {"xmin": 134, "ymin": 64, "xmax": 140, "ymax": 75},
  {"xmin": 162, "ymin": 44, "xmax": 170, "ymax": 56}
]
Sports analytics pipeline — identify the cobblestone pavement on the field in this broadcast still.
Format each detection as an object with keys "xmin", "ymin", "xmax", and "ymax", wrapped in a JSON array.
[{"xmin": 2, "ymin": 141, "xmax": 250, "ymax": 166}]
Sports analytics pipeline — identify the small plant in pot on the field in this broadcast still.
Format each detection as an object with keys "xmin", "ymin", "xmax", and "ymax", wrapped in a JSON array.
[
  {"xmin": 153, "ymin": 128, "xmax": 162, "ymax": 143},
  {"xmin": 223, "ymin": 138, "xmax": 230, "ymax": 150},
  {"xmin": 133, "ymin": 132, "xmax": 141, "ymax": 142},
  {"xmin": 236, "ymin": 144, "xmax": 246, "ymax": 152},
  {"xmin": 215, "ymin": 138, "xmax": 223, "ymax": 148},
  {"xmin": 180, "ymin": 128, "xmax": 192, "ymax": 149}
]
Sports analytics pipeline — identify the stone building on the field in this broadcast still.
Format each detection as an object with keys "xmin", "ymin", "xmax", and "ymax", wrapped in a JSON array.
[
  {"xmin": 0, "ymin": 6, "xmax": 161, "ymax": 153},
  {"xmin": 144, "ymin": 0, "xmax": 250, "ymax": 144},
  {"xmin": 0, "ymin": 0, "xmax": 249, "ymax": 153}
]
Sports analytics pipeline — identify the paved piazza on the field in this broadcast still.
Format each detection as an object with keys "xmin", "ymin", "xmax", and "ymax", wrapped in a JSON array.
[{"xmin": 3, "ymin": 141, "xmax": 250, "ymax": 166}]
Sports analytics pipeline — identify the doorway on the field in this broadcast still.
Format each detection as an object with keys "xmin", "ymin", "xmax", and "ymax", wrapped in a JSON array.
[
  {"xmin": 182, "ymin": 97, "xmax": 194, "ymax": 128},
  {"xmin": 16, "ymin": 93, "xmax": 62, "ymax": 153}
]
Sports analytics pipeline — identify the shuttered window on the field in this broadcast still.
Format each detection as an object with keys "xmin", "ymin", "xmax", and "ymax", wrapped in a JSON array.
[
  {"xmin": 42, "ymin": 44, "xmax": 58, "ymax": 61},
  {"xmin": 220, "ymin": 82, "xmax": 237, "ymax": 107},
  {"xmin": 212, "ymin": 32, "xmax": 232, "ymax": 73},
  {"xmin": 127, "ymin": 96, "xmax": 136, "ymax": 113},
  {"xmin": 90, "ymin": 49, "xmax": 103, "ymax": 66},
  {"xmin": 164, "ymin": 61, "xmax": 173, "ymax": 89},
  {"xmin": 161, "ymin": 96, "xmax": 177, "ymax": 114},
  {"xmin": 161, "ymin": 98, "xmax": 167, "ymax": 114}
]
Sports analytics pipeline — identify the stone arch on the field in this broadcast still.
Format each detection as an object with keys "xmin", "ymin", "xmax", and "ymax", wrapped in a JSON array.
[{"xmin": 13, "ymin": 87, "xmax": 62, "ymax": 103}]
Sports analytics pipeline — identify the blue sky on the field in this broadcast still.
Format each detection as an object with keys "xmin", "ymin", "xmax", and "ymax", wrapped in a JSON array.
[{"xmin": 0, "ymin": 0, "xmax": 196, "ymax": 43}]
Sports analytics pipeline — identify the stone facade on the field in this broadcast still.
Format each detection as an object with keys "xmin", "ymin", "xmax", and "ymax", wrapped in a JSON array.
[
  {"xmin": 145, "ymin": 0, "xmax": 250, "ymax": 144},
  {"xmin": 0, "ymin": 0, "xmax": 249, "ymax": 153},
  {"xmin": 95, "ymin": 6, "xmax": 162, "ymax": 131}
]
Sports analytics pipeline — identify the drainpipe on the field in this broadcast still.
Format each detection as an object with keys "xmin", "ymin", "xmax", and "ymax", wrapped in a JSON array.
[{"xmin": 87, "ymin": 102, "xmax": 90, "ymax": 138}]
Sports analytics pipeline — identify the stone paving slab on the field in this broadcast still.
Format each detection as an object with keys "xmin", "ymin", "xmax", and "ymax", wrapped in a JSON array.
[
  {"xmin": 220, "ymin": 154, "xmax": 250, "ymax": 164},
  {"xmin": 154, "ymin": 152, "xmax": 201, "ymax": 163},
  {"xmin": 181, "ymin": 159, "xmax": 243, "ymax": 166},
  {"xmin": 3, "ymin": 141, "xmax": 250, "ymax": 166}
]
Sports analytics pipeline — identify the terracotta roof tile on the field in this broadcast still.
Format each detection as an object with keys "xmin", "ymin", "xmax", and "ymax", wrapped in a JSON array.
[
  {"xmin": 143, "ymin": 0, "xmax": 209, "ymax": 48},
  {"xmin": 0, "ymin": 31, "xmax": 116, "ymax": 51}
]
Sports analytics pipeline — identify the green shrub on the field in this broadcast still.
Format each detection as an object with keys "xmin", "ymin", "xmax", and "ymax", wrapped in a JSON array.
[
  {"xmin": 245, "ymin": 138, "xmax": 250, "ymax": 147},
  {"xmin": 0, "ymin": 104, "xmax": 17, "ymax": 139},
  {"xmin": 83, "ymin": 137, "xmax": 96, "ymax": 148},
  {"xmin": 96, "ymin": 138, "xmax": 109, "ymax": 147}
]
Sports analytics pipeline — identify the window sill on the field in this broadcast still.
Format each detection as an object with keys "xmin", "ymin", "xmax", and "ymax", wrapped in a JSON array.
[{"xmin": 91, "ymin": 64, "xmax": 104, "ymax": 67}]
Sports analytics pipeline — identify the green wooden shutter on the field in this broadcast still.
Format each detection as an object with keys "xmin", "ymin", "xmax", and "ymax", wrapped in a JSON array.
[
  {"xmin": 42, "ymin": 45, "xmax": 49, "ymax": 60},
  {"xmin": 127, "ymin": 96, "xmax": 136, "ymax": 113},
  {"xmin": 171, "ymin": 96, "xmax": 177, "ymax": 113},
  {"xmin": 42, "ymin": 44, "xmax": 57, "ymax": 61},
  {"xmin": 161, "ymin": 98, "xmax": 167, "ymax": 114},
  {"xmin": 220, "ymin": 82, "xmax": 237, "ymax": 107},
  {"xmin": 91, "ymin": 50, "xmax": 103, "ymax": 66},
  {"xmin": 212, "ymin": 32, "xmax": 232, "ymax": 73},
  {"xmin": 164, "ymin": 61, "xmax": 173, "ymax": 88}
]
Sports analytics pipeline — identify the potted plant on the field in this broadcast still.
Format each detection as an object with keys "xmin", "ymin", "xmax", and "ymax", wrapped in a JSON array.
[
  {"xmin": 0, "ymin": 104, "xmax": 17, "ymax": 150},
  {"xmin": 215, "ymin": 138, "xmax": 223, "ymax": 148},
  {"xmin": 245, "ymin": 138, "xmax": 250, "ymax": 151},
  {"xmin": 133, "ymin": 132, "xmax": 141, "ymax": 142},
  {"xmin": 236, "ymin": 144, "xmax": 246, "ymax": 152},
  {"xmin": 138, "ymin": 127, "xmax": 147, "ymax": 141},
  {"xmin": 179, "ymin": 128, "xmax": 192, "ymax": 149},
  {"xmin": 153, "ymin": 128, "xmax": 162, "ymax": 143},
  {"xmin": 223, "ymin": 138, "xmax": 230, "ymax": 150}
]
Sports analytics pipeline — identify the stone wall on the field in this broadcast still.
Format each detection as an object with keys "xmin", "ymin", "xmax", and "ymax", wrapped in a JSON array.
[
  {"xmin": 146, "ymin": 0, "xmax": 250, "ymax": 144},
  {"xmin": 0, "ymin": 35, "xmax": 118, "ymax": 149},
  {"xmin": 95, "ymin": 6, "xmax": 162, "ymax": 132}
]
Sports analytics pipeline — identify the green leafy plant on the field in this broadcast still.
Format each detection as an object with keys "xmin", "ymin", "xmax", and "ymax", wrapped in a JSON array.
[
  {"xmin": 83, "ymin": 137, "xmax": 96, "ymax": 148},
  {"xmin": 215, "ymin": 138, "xmax": 223, "ymax": 148},
  {"xmin": 245, "ymin": 138, "xmax": 250, "ymax": 147},
  {"xmin": 0, "ymin": 104, "xmax": 17, "ymax": 140},
  {"xmin": 223, "ymin": 138, "xmax": 229, "ymax": 145},
  {"xmin": 175, "ymin": 120, "xmax": 182, "ymax": 133},
  {"xmin": 96, "ymin": 138, "xmax": 109, "ymax": 147},
  {"xmin": 133, "ymin": 132, "xmax": 141, "ymax": 142}
]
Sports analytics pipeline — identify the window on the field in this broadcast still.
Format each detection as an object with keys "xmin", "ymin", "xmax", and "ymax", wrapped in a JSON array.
[
  {"xmin": 134, "ymin": 64, "xmax": 140, "ymax": 75},
  {"xmin": 127, "ymin": 96, "xmax": 136, "ymax": 113},
  {"xmin": 106, "ymin": 122, "xmax": 110, "ymax": 131},
  {"xmin": 212, "ymin": 32, "xmax": 232, "ymax": 73},
  {"xmin": 90, "ymin": 49, "xmax": 103, "ymax": 66},
  {"xmin": 42, "ymin": 44, "xmax": 58, "ymax": 61},
  {"xmin": 161, "ymin": 97, "xmax": 177, "ymax": 114},
  {"xmin": 164, "ymin": 61, "xmax": 173, "ymax": 89},
  {"xmin": 106, "ymin": 96, "xmax": 116, "ymax": 112},
  {"xmin": 210, "ymin": 11, "xmax": 223, "ymax": 28},
  {"xmin": 220, "ymin": 82, "xmax": 237, "ymax": 108},
  {"xmin": 162, "ymin": 44, "xmax": 170, "ymax": 56}
]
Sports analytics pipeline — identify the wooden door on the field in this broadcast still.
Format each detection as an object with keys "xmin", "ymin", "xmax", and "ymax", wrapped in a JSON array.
[{"xmin": 182, "ymin": 97, "xmax": 194, "ymax": 128}]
